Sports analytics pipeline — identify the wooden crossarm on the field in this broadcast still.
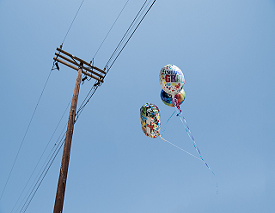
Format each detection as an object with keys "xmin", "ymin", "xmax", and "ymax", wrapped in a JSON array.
[
  {"xmin": 56, "ymin": 48, "xmax": 106, "ymax": 75},
  {"xmin": 53, "ymin": 57, "xmax": 104, "ymax": 83},
  {"xmin": 55, "ymin": 53, "xmax": 104, "ymax": 79}
]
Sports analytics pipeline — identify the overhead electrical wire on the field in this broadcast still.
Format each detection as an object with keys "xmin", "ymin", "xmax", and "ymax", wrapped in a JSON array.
[
  {"xmin": 16, "ymin": 88, "xmax": 94, "ymax": 212},
  {"xmin": 75, "ymin": 83, "xmax": 100, "ymax": 121},
  {"xmin": 0, "ymin": 62, "xmax": 55, "ymax": 203},
  {"xmin": 19, "ymin": 134, "xmax": 67, "ymax": 213},
  {"xmin": 4, "ymin": 0, "xmax": 86, "ymax": 210},
  {"xmin": 77, "ymin": 0, "xmax": 157, "ymax": 117},
  {"xmin": 7, "ymin": 0, "xmax": 157, "ymax": 212},
  {"xmin": 16, "ymin": 107, "xmax": 71, "ymax": 213},
  {"xmin": 104, "ymin": 0, "xmax": 156, "ymax": 73},
  {"xmin": 93, "ymin": 0, "xmax": 130, "ymax": 59},
  {"xmin": 62, "ymin": 0, "xmax": 85, "ymax": 46},
  {"xmin": 17, "ymin": 101, "xmax": 79, "ymax": 213},
  {"xmin": 13, "ymin": 115, "xmax": 69, "ymax": 213},
  {"xmin": 1, "ymin": 0, "xmax": 84, "ymax": 198},
  {"xmin": 10, "ymin": 101, "xmax": 71, "ymax": 213},
  {"xmin": 104, "ymin": 0, "xmax": 150, "ymax": 69}
]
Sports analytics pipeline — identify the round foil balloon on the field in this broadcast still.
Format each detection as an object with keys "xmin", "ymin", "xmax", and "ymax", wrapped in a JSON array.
[
  {"xmin": 160, "ymin": 89, "xmax": 186, "ymax": 107},
  {"xmin": 159, "ymin": 64, "xmax": 185, "ymax": 96},
  {"xmin": 140, "ymin": 103, "xmax": 161, "ymax": 138}
]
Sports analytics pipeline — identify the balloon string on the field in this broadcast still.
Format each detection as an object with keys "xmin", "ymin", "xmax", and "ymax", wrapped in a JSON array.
[
  {"xmin": 159, "ymin": 135, "xmax": 202, "ymax": 161},
  {"xmin": 176, "ymin": 110, "xmax": 215, "ymax": 174},
  {"xmin": 175, "ymin": 109, "xmax": 218, "ymax": 193},
  {"xmin": 161, "ymin": 110, "xmax": 175, "ymax": 134}
]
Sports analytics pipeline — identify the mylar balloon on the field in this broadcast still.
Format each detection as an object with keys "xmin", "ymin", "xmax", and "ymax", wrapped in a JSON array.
[
  {"xmin": 160, "ymin": 89, "xmax": 186, "ymax": 107},
  {"xmin": 159, "ymin": 64, "xmax": 185, "ymax": 96},
  {"xmin": 140, "ymin": 103, "xmax": 161, "ymax": 138}
]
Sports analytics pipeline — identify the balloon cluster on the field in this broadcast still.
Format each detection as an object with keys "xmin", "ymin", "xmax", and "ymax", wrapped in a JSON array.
[
  {"xmin": 140, "ymin": 64, "xmax": 185, "ymax": 138},
  {"xmin": 140, "ymin": 68, "xmax": 217, "ymax": 192},
  {"xmin": 159, "ymin": 64, "xmax": 185, "ymax": 112}
]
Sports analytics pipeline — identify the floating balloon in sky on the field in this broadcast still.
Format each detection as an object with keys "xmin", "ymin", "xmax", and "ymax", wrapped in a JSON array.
[
  {"xmin": 160, "ymin": 89, "xmax": 186, "ymax": 107},
  {"xmin": 159, "ymin": 64, "xmax": 185, "ymax": 96},
  {"xmin": 139, "ymin": 103, "xmax": 206, "ymax": 166},
  {"xmin": 139, "ymin": 64, "xmax": 218, "ymax": 193},
  {"xmin": 140, "ymin": 103, "xmax": 161, "ymax": 138}
]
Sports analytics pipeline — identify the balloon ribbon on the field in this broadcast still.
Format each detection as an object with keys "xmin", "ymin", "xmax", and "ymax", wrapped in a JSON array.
[
  {"xmin": 159, "ymin": 135, "xmax": 203, "ymax": 161},
  {"xmin": 174, "ymin": 106, "xmax": 218, "ymax": 193},
  {"xmin": 177, "ymin": 109, "xmax": 215, "ymax": 174}
]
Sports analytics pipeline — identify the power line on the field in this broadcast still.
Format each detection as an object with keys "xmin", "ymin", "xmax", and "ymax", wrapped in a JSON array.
[
  {"xmin": 0, "ymin": 63, "xmax": 55, "ymax": 202},
  {"xmin": 14, "ymin": 83, "xmax": 100, "ymax": 213},
  {"xmin": 104, "ymin": 0, "xmax": 149, "ymax": 69},
  {"xmin": 18, "ymin": 98, "xmax": 80, "ymax": 213},
  {"xmin": 93, "ymin": 0, "xmax": 130, "ymax": 59},
  {"xmin": 20, "ymin": 134, "xmax": 66, "ymax": 213},
  {"xmin": 1, "ymin": 0, "xmax": 86, "ymax": 206},
  {"xmin": 110, "ymin": 0, "xmax": 150, "ymax": 60},
  {"xmin": 105, "ymin": 0, "xmax": 156, "ymax": 73},
  {"xmin": 62, "ymin": 0, "xmax": 85, "ymax": 46},
  {"xmin": 10, "ymin": 101, "xmax": 71, "ymax": 213},
  {"xmin": 14, "ymin": 117, "xmax": 69, "ymax": 213},
  {"xmin": 78, "ymin": 0, "xmax": 157, "ymax": 118},
  {"xmin": 15, "ymin": 88, "xmax": 96, "ymax": 212},
  {"xmin": 7, "ymin": 0, "xmax": 157, "ymax": 211},
  {"xmin": 75, "ymin": 82, "xmax": 101, "ymax": 121}
]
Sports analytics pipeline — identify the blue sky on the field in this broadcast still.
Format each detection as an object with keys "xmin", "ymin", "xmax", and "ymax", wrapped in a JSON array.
[{"xmin": 0, "ymin": 0, "xmax": 275, "ymax": 212}]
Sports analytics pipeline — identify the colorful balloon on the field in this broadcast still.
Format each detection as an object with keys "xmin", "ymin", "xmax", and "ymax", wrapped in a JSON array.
[
  {"xmin": 160, "ymin": 89, "xmax": 186, "ymax": 107},
  {"xmin": 140, "ymin": 103, "xmax": 161, "ymax": 138},
  {"xmin": 159, "ymin": 64, "xmax": 185, "ymax": 96}
]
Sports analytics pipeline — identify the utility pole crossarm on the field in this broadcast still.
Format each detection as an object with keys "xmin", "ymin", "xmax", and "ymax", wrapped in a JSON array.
[
  {"xmin": 53, "ymin": 57, "xmax": 104, "ymax": 83},
  {"xmin": 54, "ymin": 47, "xmax": 105, "ymax": 82},
  {"xmin": 54, "ymin": 53, "xmax": 104, "ymax": 79}
]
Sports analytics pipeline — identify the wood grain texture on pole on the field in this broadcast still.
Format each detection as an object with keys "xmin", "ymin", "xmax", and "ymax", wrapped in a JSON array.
[{"xmin": 53, "ymin": 64, "xmax": 83, "ymax": 213}]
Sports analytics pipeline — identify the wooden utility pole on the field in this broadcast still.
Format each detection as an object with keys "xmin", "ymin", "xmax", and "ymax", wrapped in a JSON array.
[
  {"xmin": 53, "ymin": 64, "xmax": 82, "ymax": 213},
  {"xmin": 52, "ymin": 47, "xmax": 105, "ymax": 213}
]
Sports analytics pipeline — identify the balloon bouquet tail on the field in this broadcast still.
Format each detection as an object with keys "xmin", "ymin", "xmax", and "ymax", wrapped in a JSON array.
[
  {"xmin": 160, "ymin": 110, "xmax": 175, "ymax": 134},
  {"xmin": 160, "ymin": 134, "xmax": 203, "ymax": 161},
  {"xmin": 159, "ymin": 135, "xmax": 165, "ymax": 141}
]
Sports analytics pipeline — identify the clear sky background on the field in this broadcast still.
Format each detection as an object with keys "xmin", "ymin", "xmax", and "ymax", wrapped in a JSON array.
[{"xmin": 0, "ymin": 0, "xmax": 275, "ymax": 212}]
